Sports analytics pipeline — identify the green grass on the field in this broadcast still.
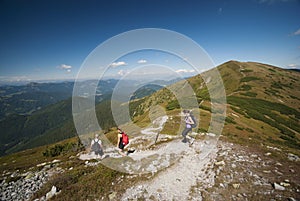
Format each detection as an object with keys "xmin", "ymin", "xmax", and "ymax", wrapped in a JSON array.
[
  {"xmin": 227, "ymin": 96, "xmax": 300, "ymax": 149},
  {"xmin": 239, "ymin": 84, "xmax": 252, "ymax": 91},
  {"xmin": 225, "ymin": 116, "xmax": 236, "ymax": 124},
  {"xmin": 240, "ymin": 92, "xmax": 257, "ymax": 97},
  {"xmin": 240, "ymin": 77, "xmax": 261, "ymax": 82}
]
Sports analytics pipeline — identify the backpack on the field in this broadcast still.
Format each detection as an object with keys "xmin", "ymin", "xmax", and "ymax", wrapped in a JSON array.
[
  {"xmin": 190, "ymin": 113, "xmax": 197, "ymax": 128},
  {"xmin": 122, "ymin": 132, "xmax": 129, "ymax": 146},
  {"xmin": 91, "ymin": 139, "xmax": 101, "ymax": 152}
]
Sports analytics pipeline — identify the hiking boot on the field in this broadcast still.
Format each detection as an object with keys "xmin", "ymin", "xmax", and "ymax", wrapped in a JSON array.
[
  {"xmin": 182, "ymin": 139, "xmax": 188, "ymax": 143},
  {"xmin": 189, "ymin": 138, "xmax": 195, "ymax": 145}
]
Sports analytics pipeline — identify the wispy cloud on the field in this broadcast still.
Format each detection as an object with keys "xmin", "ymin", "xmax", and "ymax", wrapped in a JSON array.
[
  {"xmin": 291, "ymin": 28, "xmax": 300, "ymax": 36},
  {"xmin": 110, "ymin": 61, "xmax": 127, "ymax": 68},
  {"xmin": 287, "ymin": 63, "xmax": 300, "ymax": 68},
  {"xmin": 0, "ymin": 75, "xmax": 31, "ymax": 82},
  {"xmin": 117, "ymin": 69, "xmax": 129, "ymax": 76},
  {"xmin": 58, "ymin": 64, "xmax": 72, "ymax": 73},
  {"xmin": 218, "ymin": 7, "xmax": 223, "ymax": 15},
  {"xmin": 137, "ymin": 59, "xmax": 147, "ymax": 64}
]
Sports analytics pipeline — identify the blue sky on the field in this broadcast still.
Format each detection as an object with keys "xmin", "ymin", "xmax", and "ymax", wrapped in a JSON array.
[{"xmin": 0, "ymin": 0, "xmax": 299, "ymax": 82}]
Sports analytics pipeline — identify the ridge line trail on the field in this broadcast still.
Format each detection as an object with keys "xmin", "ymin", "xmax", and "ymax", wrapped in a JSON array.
[{"xmin": 122, "ymin": 140, "xmax": 219, "ymax": 201}]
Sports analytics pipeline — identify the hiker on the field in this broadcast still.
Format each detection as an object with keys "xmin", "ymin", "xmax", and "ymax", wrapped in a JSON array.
[
  {"xmin": 117, "ymin": 128, "xmax": 129, "ymax": 156},
  {"xmin": 182, "ymin": 110, "xmax": 195, "ymax": 144},
  {"xmin": 90, "ymin": 134, "xmax": 104, "ymax": 159}
]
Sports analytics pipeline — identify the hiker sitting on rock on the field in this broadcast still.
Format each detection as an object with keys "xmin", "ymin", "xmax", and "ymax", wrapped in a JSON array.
[
  {"xmin": 90, "ymin": 134, "xmax": 104, "ymax": 158},
  {"xmin": 182, "ymin": 110, "xmax": 195, "ymax": 145},
  {"xmin": 117, "ymin": 128, "xmax": 129, "ymax": 156}
]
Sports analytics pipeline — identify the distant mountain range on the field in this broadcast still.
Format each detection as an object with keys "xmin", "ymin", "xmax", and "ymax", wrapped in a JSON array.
[
  {"xmin": 0, "ymin": 78, "xmax": 178, "ymax": 156},
  {"xmin": 0, "ymin": 78, "xmax": 180, "ymax": 121},
  {"xmin": 0, "ymin": 60, "xmax": 299, "ymax": 156},
  {"xmin": 0, "ymin": 82, "xmax": 74, "ymax": 120}
]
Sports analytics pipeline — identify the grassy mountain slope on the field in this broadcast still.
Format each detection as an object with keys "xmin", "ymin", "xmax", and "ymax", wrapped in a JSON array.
[
  {"xmin": 130, "ymin": 60, "xmax": 300, "ymax": 152},
  {"xmin": 0, "ymin": 96, "xmax": 120, "ymax": 156},
  {"xmin": 2, "ymin": 60, "xmax": 299, "ymax": 156}
]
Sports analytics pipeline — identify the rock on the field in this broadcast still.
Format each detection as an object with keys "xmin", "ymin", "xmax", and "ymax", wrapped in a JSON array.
[
  {"xmin": 215, "ymin": 161, "xmax": 225, "ymax": 166},
  {"xmin": 206, "ymin": 133, "xmax": 216, "ymax": 137},
  {"xmin": 25, "ymin": 172, "xmax": 35, "ymax": 180},
  {"xmin": 46, "ymin": 186, "xmax": 58, "ymax": 200},
  {"xmin": 287, "ymin": 153, "xmax": 299, "ymax": 161},
  {"xmin": 288, "ymin": 197, "xmax": 297, "ymax": 201},
  {"xmin": 52, "ymin": 159, "xmax": 60, "ymax": 163},
  {"xmin": 43, "ymin": 164, "xmax": 51, "ymax": 170},
  {"xmin": 109, "ymin": 191, "xmax": 117, "ymax": 200},
  {"xmin": 280, "ymin": 182, "xmax": 290, "ymax": 187},
  {"xmin": 263, "ymin": 170, "xmax": 271, "ymax": 174},
  {"xmin": 37, "ymin": 162, "xmax": 47, "ymax": 167},
  {"xmin": 273, "ymin": 183, "xmax": 285, "ymax": 191},
  {"xmin": 232, "ymin": 183, "xmax": 240, "ymax": 189},
  {"xmin": 265, "ymin": 152, "xmax": 272, "ymax": 156}
]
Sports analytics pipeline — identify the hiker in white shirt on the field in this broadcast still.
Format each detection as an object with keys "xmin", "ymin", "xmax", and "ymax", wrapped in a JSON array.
[{"xmin": 90, "ymin": 134, "xmax": 104, "ymax": 158}]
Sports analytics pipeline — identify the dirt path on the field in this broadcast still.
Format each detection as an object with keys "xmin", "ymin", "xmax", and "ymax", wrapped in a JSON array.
[{"xmin": 121, "ymin": 140, "xmax": 218, "ymax": 200}]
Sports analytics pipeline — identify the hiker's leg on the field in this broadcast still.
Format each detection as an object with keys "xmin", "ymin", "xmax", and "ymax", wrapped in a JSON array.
[
  {"xmin": 119, "ymin": 149, "xmax": 127, "ymax": 156},
  {"xmin": 184, "ymin": 128, "xmax": 192, "ymax": 142},
  {"xmin": 182, "ymin": 128, "xmax": 191, "ymax": 142}
]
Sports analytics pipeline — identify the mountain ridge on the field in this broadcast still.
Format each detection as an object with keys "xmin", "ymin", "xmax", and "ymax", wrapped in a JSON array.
[{"xmin": 1, "ymin": 60, "xmax": 299, "ymax": 156}]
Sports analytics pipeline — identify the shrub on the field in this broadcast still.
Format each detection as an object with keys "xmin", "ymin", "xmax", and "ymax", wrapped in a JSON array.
[
  {"xmin": 240, "ymin": 77, "xmax": 260, "ymax": 82},
  {"xmin": 43, "ymin": 139, "xmax": 84, "ymax": 157},
  {"xmin": 239, "ymin": 84, "xmax": 252, "ymax": 91},
  {"xmin": 241, "ymin": 69, "xmax": 253, "ymax": 73},
  {"xmin": 225, "ymin": 116, "xmax": 236, "ymax": 124},
  {"xmin": 235, "ymin": 126, "xmax": 244, "ymax": 130},
  {"xmin": 245, "ymin": 128, "xmax": 254, "ymax": 133},
  {"xmin": 241, "ymin": 92, "xmax": 257, "ymax": 97},
  {"xmin": 166, "ymin": 100, "xmax": 180, "ymax": 110}
]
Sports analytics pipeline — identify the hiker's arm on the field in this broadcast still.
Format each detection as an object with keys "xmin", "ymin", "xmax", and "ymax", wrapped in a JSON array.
[{"xmin": 187, "ymin": 116, "xmax": 194, "ymax": 124}]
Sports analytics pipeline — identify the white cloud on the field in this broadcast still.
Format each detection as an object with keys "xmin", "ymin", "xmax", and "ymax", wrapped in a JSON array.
[
  {"xmin": 287, "ymin": 63, "xmax": 300, "ymax": 68},
  {"xmin": 292, "ymin": 28, "xmax": 300, "ymax": 36},
  {"xmin": 58, "ymin": 64, "xmax": 72, "ymax": 73},
  {"xmin": 175, "ymin": 69, "xmax": 195, "ymax": 73},
  {"xmin": 117, "ymin": 69, "xmax": 129, "ymax": 76},
  {"xmin": 60, "ymin": 64, "xmax": 72, "ymax": 69},
  {"xmin": 137, "ymin": 59, "xmax": 147, "ymax": 64},
  {"xmin": 110, "ymin": 61, "xmax": 127, "ymax": 68}
]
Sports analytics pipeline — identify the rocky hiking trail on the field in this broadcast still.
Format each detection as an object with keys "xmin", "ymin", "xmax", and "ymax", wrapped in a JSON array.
[
  {"xmin": 1, "ymin": 115, "xmax": 299, "ymax": 201},
  {"xmin": 82, "ymin": 115, "xmax": 300, "ymax": 200},
  {"xmin": 118, "ymin": 139, "xmax": 300, "ymax": 201}
]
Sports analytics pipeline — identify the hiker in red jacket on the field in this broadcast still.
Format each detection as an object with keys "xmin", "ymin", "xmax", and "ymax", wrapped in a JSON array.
[{"xmin": 117, "ymin": 128, "xmax": 127, "ymax": 156}]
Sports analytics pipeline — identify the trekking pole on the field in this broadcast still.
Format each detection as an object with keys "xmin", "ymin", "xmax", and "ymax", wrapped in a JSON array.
[{"xmin": 154, "ymin": 132, "xmax": 160, "ymax": 144}]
